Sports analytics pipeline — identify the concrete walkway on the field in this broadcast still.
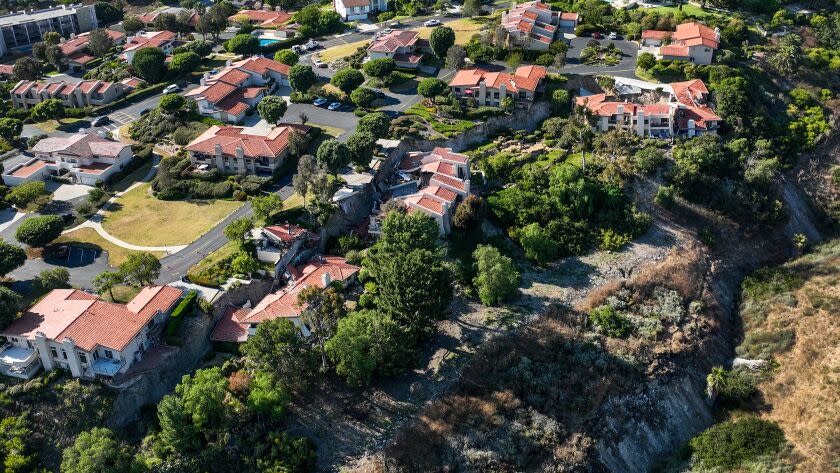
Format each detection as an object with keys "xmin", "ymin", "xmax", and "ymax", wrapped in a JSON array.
[{"xmin": 62, "ymin": 156, "xmax": 188, "ymax": 255}]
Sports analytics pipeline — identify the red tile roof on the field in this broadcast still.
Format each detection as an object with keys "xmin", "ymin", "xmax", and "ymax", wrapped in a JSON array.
[
  {"xmin": 421, "ymin": 185, "xmax": 457, "ymax": 203},
  {"xmin": 0, "ymin": 64, "xmax": 14, "ymax": 76},
  {"xmin": 430, "ymin": 173, "xmax": 467, "ymax": 192},
  {"xmin": 263, "ymin": 223, "xmax": 310, "ymax": 242},
  {"xmin": 230, "ymin": 9, "xmax": 293, "ymax": 26},
  {"xmin": 661, "ymin": 44, "xmax": 690, "ymax": 57},
  {"xmin": 185, "ymin": 124, "xmax": 309, "ymax": 159},
  {"xmin": 673, "ymin": 21, "xmax": 718, "ymax": 48},
  {"xmin": 450, "ymin": 66, "xmax": 546, "ymax": 93},
  {"xmin": 369, "ymin": 30, "xmax": 419, "ymax": 53},
  {"xmin": 211, "ymin": 306, "xmax": 251, "ymax": 342},
  {"xmin": 560, "ymin": 12, "xmax": 579, "ymax": 21},
  {"xmin": 642, "ymin": 30, "xmax": 671, "ymax": 40}
]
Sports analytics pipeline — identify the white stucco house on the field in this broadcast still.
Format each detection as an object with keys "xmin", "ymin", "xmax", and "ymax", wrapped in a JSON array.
[{"xmin": 334, "ymin": 0, "xmax": 387, "ymax": 20}]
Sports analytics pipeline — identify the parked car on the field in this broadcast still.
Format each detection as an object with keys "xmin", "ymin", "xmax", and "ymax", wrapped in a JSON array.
[
  {"xmin": 313, "ymin": 58, "xmax": 327, "ymax": 68},
  {"xmin": 90, "ymin": 116, "xmax": 108, "ymax": 127},
  {"xmin": 327, "ymin": 102, "xmax": 342, "ymax": 111},
  {"xmin": 424, "ymin": 19, "xmax": 441, "ymax": 27},
  {"xmin": 292, "ymin": 45, "xmax": 305, "ymax": 53},
  {"xmin": 313, "ymin": 97, "xmax": 329, "ymax": 107},
  {"xmin": 383, "ymin": 28, "xmax": 393, "ymax": 34},
  {"xmin": 305, "ymin": 40, "xmax": 321, "ymax": 50},
  {"xmin": 139, "ymin": 108, "xmax": 152, "ymax": 116},
  {"xmin": 608, "ymin": 31, "xmax": 618, "ymax": 40},
  {"xmin": 163, "ymin": 84, "xmax": 180, "ymax": 94}
]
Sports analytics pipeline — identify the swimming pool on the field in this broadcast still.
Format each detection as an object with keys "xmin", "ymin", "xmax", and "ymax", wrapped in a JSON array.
[{"xmin": 259, "ymin": 38, "xmax": 281, "ymax": 47}]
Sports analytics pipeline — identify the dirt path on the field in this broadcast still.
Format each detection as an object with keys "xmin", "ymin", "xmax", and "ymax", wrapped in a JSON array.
[{"xmin": 282, "ymin": 217, "xmax": 689, "ymax": 471}]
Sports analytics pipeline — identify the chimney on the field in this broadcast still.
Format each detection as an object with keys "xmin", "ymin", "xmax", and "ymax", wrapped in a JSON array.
[
  {"xmin": 321, "ymin": 271, "xmax": 331, "ymax": 287},
  {"xmin": 214, "ymin": 143, "xmax": 223, "ymax": 157},
  {"xmin": 464, "ymin": 179, "xmax": 471, "ymax": 194},
  {"xmin": 226, "ymin": 59, "xmax": 232, "ymax": 67},
  {"xmin": 714, "ymin": 27, "xmax": 720, "ymax": 43}
]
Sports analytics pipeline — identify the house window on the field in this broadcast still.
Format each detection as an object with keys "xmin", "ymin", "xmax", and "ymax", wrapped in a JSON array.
[
  {"xmin": 93, "ymin": 351, "xmax": 100, "ymax": 360},
  {"xmin": 79, "ymin": 353, "xmax": 87, "ymax": 364},
  {"xmin": 50, "ymin": 347, "xmax": 58, "ymax": 358},
  {"xmin": 61, "ymin": 349, "xmax": 67, "ymax": 359},
  {"xmin": 104, "ymin": 350, "xmax": 113, "ymax": 359}
]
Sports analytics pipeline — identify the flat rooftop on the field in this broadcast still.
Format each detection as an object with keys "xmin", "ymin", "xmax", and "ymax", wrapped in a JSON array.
[
  {"xmin": 0, "ymin": 5, "xmax": 84, "ymax": 27},
  {"xmin": 9, "ymin": 160, "xmax": 46, "ymax": 178}
]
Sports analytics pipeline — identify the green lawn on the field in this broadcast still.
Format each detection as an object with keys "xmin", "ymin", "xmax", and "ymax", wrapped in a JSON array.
[
  {"xmin": 102, "ymin": 183, "xmax": 243, "ymax": 247},
  {"xmin": 187, "ymin": 240, "xmax": 239, "ymax": 286},
  {"xmin": 34, "ymin": 118, "xmax": 85, "ymax": 134},
  {"xmin": 110, "ymin": 159, "xmax": 153, "ymax": 193},
  {"xmin": 647, "ymin": 4, "xmax": 725, "ymax": 20}
]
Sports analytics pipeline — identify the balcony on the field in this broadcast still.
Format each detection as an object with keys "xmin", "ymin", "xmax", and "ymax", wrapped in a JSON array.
[
  {"xmin": 0, "ymin": 344, "xmax": 42, "ymax": 379},
  {"xmin": 91, "ymin": 358, "xmax": 124, "ymax": 377}
]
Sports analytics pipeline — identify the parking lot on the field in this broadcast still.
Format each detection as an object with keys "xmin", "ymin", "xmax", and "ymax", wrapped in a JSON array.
[{"xmin": 46, "ymin": 245, "xmax": 101, "ymax": 268}]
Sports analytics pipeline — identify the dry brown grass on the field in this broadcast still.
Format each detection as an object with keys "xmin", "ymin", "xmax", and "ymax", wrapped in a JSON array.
[{"xmin": 752, "ymin": 241, "xmax": 840, "ymax": 472}]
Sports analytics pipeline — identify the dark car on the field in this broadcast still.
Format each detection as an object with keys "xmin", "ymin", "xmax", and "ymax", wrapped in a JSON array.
[
  {"xmin": 90, "ymin": 116, "xmax": 108, "ymax": 127},
  {"xmin": 139, "ymin": 108, "xmax": 152, "ymax": 116}
]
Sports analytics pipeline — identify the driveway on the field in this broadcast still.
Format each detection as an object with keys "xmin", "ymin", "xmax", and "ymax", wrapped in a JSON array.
[
  {"xmin": 558, "ymin": 37, "xmax": 639, "ymax": 78},
  {"xmin": 9, "ymin": 246, "xmax": 113, "ymax": 289}
]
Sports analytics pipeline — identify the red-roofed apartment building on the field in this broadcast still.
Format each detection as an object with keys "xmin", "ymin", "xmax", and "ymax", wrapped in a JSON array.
[
  {"xmin": 575, "ymin": 78, "xmax": 721, "ymax": 138},
  {"xmin": 334, "ymin": 0, "xmax": 387, "ymax": 20},
  {"xmin": 185, "ymin": 123, "xmax": 309, "ymax": 175},
  {"xmin": 501, "ymin": 1, "xmax": 572, "ymax": 50},
  {"xmin": 366, "ymin": 30, "xmax": 430, "ymax": 69},
  {"xmin": 372, "ymin": 147, "xmax": 471, "ymax": 235},
  {"xmin": 10, "ymin": 78, "xmax": 134, "ymax": 111},
  {"xmin": 641, "ymin": 21, "xmax": 720, "ymax": 65},
  {"xmin": 59, "ymin": 29, "xmax": 126, "ymax": 72},
  {"xmin": 187, "ymin": 57, "xmax": 290, "ymax": 123},
  {"xmin": 0, "ymin": 287, "xmax": 183, "ymax": 380},
  {"xmin": 211, "ymin": 256, "xmax": 359, "ymax": 342},
  {"xmin": 2, "ymin": 132, "xmax": 134, "ymax": 186},
  {"xmin": 450, "ymin": 65, "xmax": 547, "ymax": 109}
]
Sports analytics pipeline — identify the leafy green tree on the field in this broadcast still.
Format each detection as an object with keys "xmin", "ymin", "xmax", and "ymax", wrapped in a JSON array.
[
  {"xmin": 169, "ymin": 51, "xmax": 201, "ymax": 75},
  {"xmin": 636, "ymin": 52, "xmax": 656, "ymax": 70},
  {"xmin": 15, "ymin": 215, "xmax": 63, "ymax": 247},
  {"xmin": 121, "ymin": 16, "xmax": 144, "ymax": 34},
  {"xmin": 0, "ymin": 286, "xmax": 22, "ymax": 329},
  {"xmin": 689, "ymin": 418, "xmax": 785, "ymax": 470},
  {"xmin": 118, "ymin": 252, "xmax": 161, "ymax": 286},
  {"xmin": 226, "ymin": 34, "xmax": 260, "ymax": 55},
  {"xmin": 356, "ymin": 112, "xmax": 390, "ymax": 138},
  {"xmin": 87, "ymin": 28, "xmax": 114, "ymax": 58},
  {"xmin": 0, "ymin": 118, "xmax": 23, "ymax": 141},
  {"xmin": 241, "ymin": 318, "xmax": 317, "ymax": 393},
  {"xmin": 362, "ymin": 58, "xmax": 395, "ymax": 78},
  {"xmin": 92, "ymin": 271, "xmax": 124, "ymax": 301},
  {"xmin": 247, "ymin": 372, "xmax": 291, "ymax": 421},
  {"xmin": 289, "ymin": 64, "xmax": 316, "ymax": 92},
  {"xmin": 274, "ymin": 49, "xmax": 299, "ymax": 66},
  {"xmin": 154, "ymin": 394, "xmax": 200, "ymax": 457},
  {"xmin": 61, "ymin": 427, "xmax": 136, "ymax": 473},
  {"xmin": 462, "ymin": 0, "xmax": 480, "ymax": 17},
  {"xmin": 770, "ymin": 33, "xmax": 803, "ymax": 75},
  {"xmin": 589, "ymin": 305, "xmax": 631, "ymax": 337},
  {"xmin": 230, "ymin": 250, "xmax": 260, "ymax": 276},
  {"xmin": 256, "ymin": 95, "xmax": 288, "ymax": 125},
  {"xmin": 378, "ymin": 211, "xmax": 440, "ymax": 253},
  {"xmin": 430, "ymin": 26, "xmax": 455, "ymax": 59},
  {"xmin": 316, "ymin": 138, "xmax": 350, "ymax": 173},
  {"xmin": 325, "ymin": 309, "xmax": 411, "ymax": 385},
  {"xmin": 445, "ymin": 45, "xmax": 466, "ymax": 70},
  {"xmin": 0, "ymin": 241, "xmax": 25, "ymax": 276},
  {"xmin": 250, "ymin": 194, "xmax": 284, "ymax": 224},
  {"xmin": 159, "ymin": 94, "xmax": 186, "ymax": 112},
  {"xmin": 417, "ymin": 78, "xmax": 448, "ymax": 98},
  {"xmin": 472, "ymin": 245, "xmax": 519, "ymax": 306},
  {"xmin": 292, "ymin": 154, "xmax": 330, "ymax": 208},
  {"xmin": 224, "ymin": 217, "xmax": 254, "ymax": 246},
  {"xmin": 350, "ymin": 87, "xmax": 377, "ymax": 108},
  {"xmin": 156, "ymin": 368, "xmax": 228, "ymax": 457},
  {"xmin": 132, "ymin": 47, "xmax": 166, "ymax": 83},
  {"xmin": 12, "ymin": 57, "xmax": 39, "ymax": 81},
  {"xmin": 30, "ymin": 98, "xmax": 65, "ymax": 123},
  {"xmin": 517, "ymin": 222, "xmax": 558, "ymax": 264},
  {"xmin": 94, "ymin": 2, "xmax": 123, "ymax": 24},
  {"xmin": 298, "ymin": 285, "xmax": 346, "ymax": 370},
  {"xmin": 345, "ymin": 131, "xmax": 376, "ymax": 166},
  {"xmin": 36, "ymin": 267, "xmax": 70, "ymax": 291},
  {"xmin": 256, "ymin": 432, "xmax": 318, "ymax": 473},
  {"xmin": 0, "ymin": 415, "xmax": 35, "ymax": 472},
  {"xmin": 714, "ymin": 76, "xmax": 751, "ymax": 135},
  {"xmin": 293, "ymin": 4, "xmax": 322, "ymax": 30},
  {"xmin": 331, "ymin": 68, "xmax": 365, "ymax": 95}
]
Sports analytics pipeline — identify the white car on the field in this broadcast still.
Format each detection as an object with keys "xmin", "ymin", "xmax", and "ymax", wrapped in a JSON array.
[
  {"xmin": 163, "ymin": 84, "xmax": 180, "ymax": 94},
  {"xmin": 383, "ymin": 28, "xmax": 393, "ymax": 34},
  {"xmin": 424, "ymin": 19, "xmax": 441, "ymax": 27},
  {"xmin": 608, "ymin": 32, "xmax": 618, "ymax": 40}
]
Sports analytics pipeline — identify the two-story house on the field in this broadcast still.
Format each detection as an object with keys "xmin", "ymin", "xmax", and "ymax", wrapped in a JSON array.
[
  {"xmin": 641, "ymin": 21, "xmax": 720, "ymax": 65},
  {"xmin": 2, "ymin": 132, "xmax": 135, "ymax": 186},
  {"xmin": 366, "ymin": 30, "xmax": 429, "ymax": 69},
  {"xmin": 211, "ymin": 256, "xmax": 360, "ymax": 342},
  {"xmin": 186, "ymin": 57, "xmax": 290, "ymax": 123},
  {"xmin": 334, "ymin": 0, "xmax": 387, "ymax": 21},
  {"xmin": 185, "ymin": 123, "xmax": 309, "ymax": 175},
  {"xmin": 120, "ymin": 30, "xmax": 181, "ymax": 63},
  {"xmin": 253, "ymin": 223, "xmax": 319, "ymax": 267},
  {"xmin": 450, "ymin": 65, "xmax": 547, "ymax": 109},
  {"xmin": 137, "ymin": 7, "xmax": 200, "ymax": 30},
  {"xmin": 228, "ymin": 9, "xmax": 292, "ymax": 27},
  {"xmin": 0, "ymin": 286, "xmax": 183, "ymax": 380},
  {"xmin": 10, "ymin": 78, "xmax": 133, "ymax": 111},
  {"xmin": 501, "ymin": 0, "xmax": 563, "ymax": 51},
  {"xmin": 59, "ymin": 29, "xmax": 126, "ymax": 72}
]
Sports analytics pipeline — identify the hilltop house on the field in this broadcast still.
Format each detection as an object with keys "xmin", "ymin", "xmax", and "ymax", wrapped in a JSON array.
[
  {"xmin": 501, "ymin": 0, "xmax": 564, "ymax": 50},
  {"xmin": 575, "ymin": 78, "xmax": 721, "ymax": 138},
  {"xmin": 187, "ymin": 56, "xmax": 290, "ymax": 123},
  {"xmin": 334, "ymin": 0, "xmax": 387, "ymax": 20},
  {"xmin": 59, "ymin": 29, "xmax": 126, "ymax": 72},
  {"xmin": 450, "ymin": 65, "xmax": 547, "ymax": 109},
  {"xmin": 0, "ymin": 287, "xmax": 183, "ymax": 380},
  {"xmin": 370, "ymin": 147, "xmax": 470, "ymax": 236},
  {"xmin": 641, "ymin": 21, "xmax": 720, "ymax": 65},
  {"xmin": 10, "ymin": 78, "xmax": 134, "ymax": 110},
  {"xmin": 0, "ymin": 4, "xmax": 99, "ymax": 56},
  {"xmin": 185, "ymin": 124, "xmax": 309, "ymax": 175},
  {"xmin": 211, "ymin": 256, "xmax": 359, "ymax": 342},
  {"xmin": 253, "ymin": 223, "xmax": 319, "ymax": 265},
  {"xmin": 366, "ymin": 30, "xmax": 429, "ymax": 69},
  {"xmin": 2, "ymin": 132, "xmax": 134, "ymax": 186},
  {"xmin": 120, "ymin": 30, "xmax": 182, "ymax": 63}
]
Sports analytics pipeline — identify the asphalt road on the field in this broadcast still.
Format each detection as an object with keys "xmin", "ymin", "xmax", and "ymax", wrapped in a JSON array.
[{"xmin": 559, "ymin": 36, "xmax": 639, "ymax": 78}]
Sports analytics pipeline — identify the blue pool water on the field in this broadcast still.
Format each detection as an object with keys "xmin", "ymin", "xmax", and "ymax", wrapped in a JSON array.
[{"xmin": 259, "ymin": 38, "xmax": 280, "ymax": 46}]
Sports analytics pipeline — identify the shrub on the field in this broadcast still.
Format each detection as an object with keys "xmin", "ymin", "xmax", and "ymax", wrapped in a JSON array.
[
  {"xmin": 15, "ymin": 215, "xmax": 64, "ymax": 247},
  {"xmin": 711, "ymin": 367, "xmax": 757, "ymax": 407},
  {"xmin": 598, "ymin": 229, "xmax": 632, "ymax": 251},
  {"xmin": 452, "ymin": 195, "xmax": 486, "ymax": 231},
  {"xmin": 589, "ymin": 305, "xmax": 632, "ymax": 337},
  {"xmin": 535, "ymin": 53, "xmax": 554, "ymax": 66},
  {"xmin": 517, "ymin": 222, "xmax": 558, "ymax": 264},
  {"xmin": 654, "ymin": 185, "xmax": 675, "ymax": 208},
  {"xmin": 5, "ymin": 181, "xmax": 47, "ymax": 207},
  {"xmin": 637, "ymin": 52, "xmax": 656, "ymax": 70},
  {"xmin": 165, "ymin": 290, "xmax": 197, "ymax": 338},
  {"xmin": 689, "ymin": 418, "xmax": 785, "ymax": 470},
  {"xmin": 363, "ymin": 58, "xmax": 396, "ymax": 78}
]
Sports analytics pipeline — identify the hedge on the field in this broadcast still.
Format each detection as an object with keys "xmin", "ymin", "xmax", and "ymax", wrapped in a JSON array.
[
  {"xmin": 165, "ymin": 290, "xmax": 198, "ymax": 338},
  {"xmin": 91, "ymin": 82, "xmax": 169, "ymax": 115}
]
